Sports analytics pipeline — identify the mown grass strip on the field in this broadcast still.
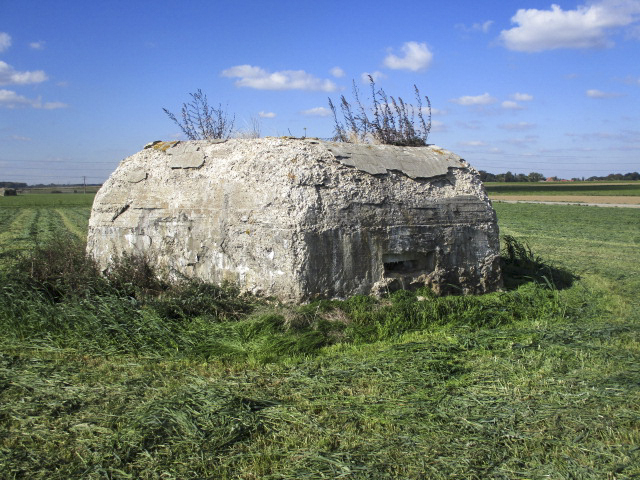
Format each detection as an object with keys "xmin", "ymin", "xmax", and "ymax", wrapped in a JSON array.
[
  {"xmin": 54, "ymin": 208, "xmax": 87, "ymax": 240},
  {"xmin": 0, "ymin": 208, "xmax": 39, "ymax": 254}
]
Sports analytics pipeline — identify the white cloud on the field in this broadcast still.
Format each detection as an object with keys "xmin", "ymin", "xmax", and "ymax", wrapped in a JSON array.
[
  {"xmin": 451, "ymin": 93, "xmax": 497, "ymax": 106},
  {"xmin": 383, "ymin": 41, "xmax": 433, "ymax": 71},
  {"xmin": 501, "ymin": 100, "xmax": 524, "ymax": 110},
  {"xmin": 221, "ymin": 65, "xmax": 337, "ymax": 92},
  {"xmin": 511, "ymin": 92, "xmax": 534, "ymax": 101},
  {"xmin": 0, "ymin": 61, "xmax": 48, "ymax": 86},
  {"xmin": 586, "ymin": 88, "xmax": 624, "ymax": 98},
  {"xmin": 258, "ymin": 111, "xmax": 276, "ymax": 118},
  {"xmin": 29, "ymin": 41, "xmax": 45, "ymax": 50},
  {"xmin": 459, "ymin": 140, "xmax": 487, "ymax": 147},
  {"xmin": 361, "ymin": 71, "xmax": 386, "ymax": 83},
  {"xmin": 0, "ymin": 32, "xmax": 10, "ymax": 52},
  {"xmin": 0, "ymin": 89, "xmax": 67, "ymax": 109},
  {"xmin": 330, "ymin": 66, "xmax": 345, "ymax": 78},
  {"xmin": 457, "ymin": 20, "xmax": 494, "ymax": 33},
  {"xmin": 500, "ymin": 1, "xmax": 640, "ymax": 52},
  {"xmin": 301, "ymin": 107, "xmax": 332, "ymax": 117},
  {"xmin": 0, "ymin": 89, "xmax": 32, "ymax": 107}
]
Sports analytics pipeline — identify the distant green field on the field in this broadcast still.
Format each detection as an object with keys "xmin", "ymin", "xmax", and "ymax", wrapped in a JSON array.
[
  {"xmin": 0, "ymin": 192, "xmax": 96, "ymax": 207},
  {"xmin": 485, "ymin": 181, "xmax": 640, "ymax": 196},
  {"xmin": 21, "ymin": 185, "xmax": 102, "ymax": 194}
]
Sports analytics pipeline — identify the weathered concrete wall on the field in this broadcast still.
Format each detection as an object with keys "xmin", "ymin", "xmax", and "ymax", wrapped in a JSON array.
[{"xmin": 87, "ymin": 138, "xmax": 501, "ymax": 301}]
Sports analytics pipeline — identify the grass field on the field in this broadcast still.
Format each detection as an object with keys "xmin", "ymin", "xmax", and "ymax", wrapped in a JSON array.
[
  {"xmin": 485, "ymin": 181, "xmax": 640, "ymax": 196},
  {"xmin": 1, "ymin": 194, "xmax": 639, "ymax": 479},
  {"xmin": 486, "ymin": 181, "xmax": 640, "ymax": 206},
  {"xmin": 0, "ymin": 193, "xmax": 96, "ymax": 207}
]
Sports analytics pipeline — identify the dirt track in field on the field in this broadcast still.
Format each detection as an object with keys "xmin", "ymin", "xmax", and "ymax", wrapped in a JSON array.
[
  {"xmin": 491, "ymin": 195, "xmax": 640, "ymax": 208},
  {"xmin": 491, "ymin": 195, "xmax": 640, "ymax": 205}
]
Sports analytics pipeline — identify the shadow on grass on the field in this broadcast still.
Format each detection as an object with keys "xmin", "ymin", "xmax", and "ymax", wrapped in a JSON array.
[{"xmin": 501, "ymin": 235, "xmax": 577, "ymax": 291}]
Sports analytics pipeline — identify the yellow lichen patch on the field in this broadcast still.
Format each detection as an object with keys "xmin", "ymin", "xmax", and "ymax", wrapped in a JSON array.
[
  {"xmin": 151, "ymin": 141, "xmax": 180, "ymax": 152},
  {"xmin": 430, "ymin": 147, "xmax": 446, "ymax": 156}
]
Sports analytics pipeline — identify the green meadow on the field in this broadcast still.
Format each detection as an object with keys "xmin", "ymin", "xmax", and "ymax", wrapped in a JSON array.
[{"xmin": 0, "ymin": 194, "xmax": 638, "ymax": 479}]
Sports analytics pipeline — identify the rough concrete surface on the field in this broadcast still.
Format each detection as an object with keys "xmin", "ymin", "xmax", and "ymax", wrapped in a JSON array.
[{"xmin": 87, "ymin": 138, "xmax": 502, "ymax": 302}]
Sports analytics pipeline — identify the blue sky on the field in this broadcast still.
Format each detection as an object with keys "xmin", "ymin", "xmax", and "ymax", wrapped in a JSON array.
[{"xmin": 1, "ymin": 0, "xmax": 639, "ymax": 184}]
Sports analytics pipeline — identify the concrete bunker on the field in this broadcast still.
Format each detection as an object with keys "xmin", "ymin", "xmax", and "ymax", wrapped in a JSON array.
[{"xmin": 87, "ymin": 138, "xmax": 502, "ymax": 302}]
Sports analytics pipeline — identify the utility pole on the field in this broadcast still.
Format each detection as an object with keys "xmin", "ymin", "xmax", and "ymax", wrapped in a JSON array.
[{"xmin": 83, "ymin": 176, "xmax": 86, "ymax": 194}]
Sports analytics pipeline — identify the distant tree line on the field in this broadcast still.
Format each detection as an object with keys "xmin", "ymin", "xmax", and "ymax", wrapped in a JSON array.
[
  {"xmin": 586, "ymin": 172, "xmax": 640, "ymax": 181},
  {"xmin": 0, "ymin": 182, "xmax": 28, "ymax": 189},
  {"xmin": 479, "ymin": 171, "xmax": 640, "ymax": 182},
  {"xmin": 478, "ymin": 171, "xmax": 545, "ymax": 182}
]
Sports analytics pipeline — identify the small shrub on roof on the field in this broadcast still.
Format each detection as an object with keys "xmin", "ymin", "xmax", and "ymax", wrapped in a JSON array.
[{"xmin": 328, "ymin": 75, "xmax": 431, "ymax": 146}]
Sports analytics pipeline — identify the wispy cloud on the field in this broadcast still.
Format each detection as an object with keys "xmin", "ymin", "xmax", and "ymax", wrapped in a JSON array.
[
  {"xmin": 457, "ymin": 120, "xmax": 483, "ymax": 130},
  {"xmin": 39, "ymin": 101, "xmax": 67, "ymax": 109},
  {"xmin": 258, "ymin": 111, "xmax": 276, "ymax": 118},
  {"xmin": 621, "ymin": 75, "xmax": 640, "ymax": 85},
  {"xmin": 0, "ymin": 32, "xmax": 10, "ymax": 52},
  {"xmin": 0, "ymin": 89, "xmax": 67, "ymax": 109},
  {"xmin": 510, "ymin": 92, "xmax": 533, "ymax": 101},
  {"xmin": 383, "ymin": 41, "xmax": 433, "ymax": 71},
  {"xmin": 500, "ymin": 0, "xmax": 640, "ymax": 52},
  {"xmin": 330, "ymin": 66, "xmax": 345, "ymax": 78},
  {"xmin": 29, "ymin": 41, "xmax": 45, "ymax": 50},
  {"xmin": 456, "ymin": 20, "xmax": 494, "ymax": 34},
  {"xmin": 499, "ymin": 122, "xmax": 536, "ymax": 131},
  {"xmin": 300, "ymin": 107, "xmax": 331, "ymax": 117},
  {"xmin": 0, "ymin": 61, "xmax": 48, "ymax": 86},
  {"xmin": 451, "ymin": 93, "xmax": 497, "ymax": 106},
  {"xmin": 361, "ymin": 71, "xmax": 386, "ymax": 83},
  {"xmin": 10, "ymin": 134, "xmax": 31, "ymax": 141},
  {"xmin": 501, "ymin": 100, "xmax": 524, "ymax": 110},
  {"xmin": 431, "ymin": 120, "xmax": 447, "ymax": 132},
  {"xmin": 504, "ymin": 135, "xmax": 539, "ymax": 146},
  {"xmin": 586, "ymin": 88, "xmax": 624, "ymax": 98},
  {"xmin": 221, "ymin": 65, "xmax": 337, "ymax": 92},
  {"xmin": 459, "ymin": 140, "xmax": 487, "ymax": 147},
  {"xmin": 566, "ymin": 130, "xmax": 640, "ymax": 142}
]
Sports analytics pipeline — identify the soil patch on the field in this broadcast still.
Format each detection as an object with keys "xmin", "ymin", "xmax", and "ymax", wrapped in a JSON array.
[{"xmin": 490, "ymin": 195, "xmax": 640, "ymax": 205}]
